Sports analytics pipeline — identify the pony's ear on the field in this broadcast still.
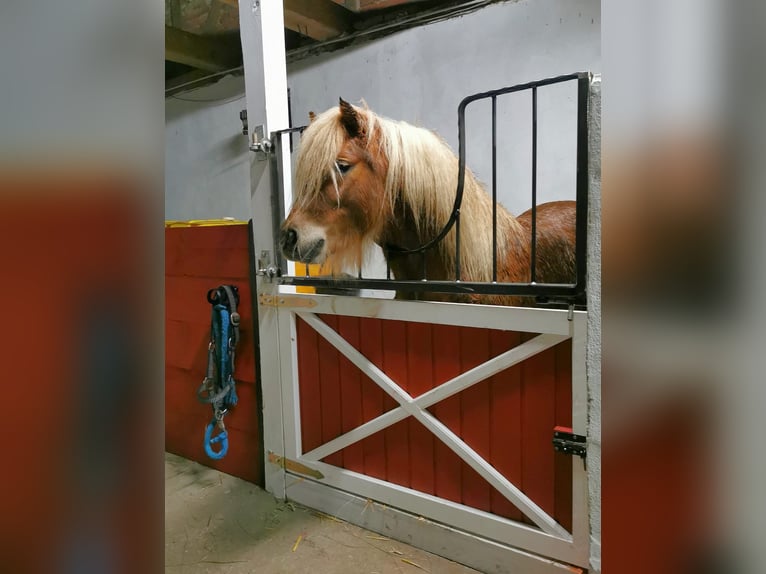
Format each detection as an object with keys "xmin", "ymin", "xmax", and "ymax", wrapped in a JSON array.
[
  {"xmin": 338, "ymin": 98, "xmax": 362, "ymax": 138},
  {"xmin": 308, "ymin": 111, "xmax": 316, "ymax": 123}
]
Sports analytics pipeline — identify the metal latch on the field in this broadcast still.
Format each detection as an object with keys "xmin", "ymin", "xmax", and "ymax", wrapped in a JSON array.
[
  {"xmin": 552, "ymin": 426, "xmax": 586, "ymax": 459},
  {"xmin": 256, "ymin": 250, "xmax": 279, "ymax": 281},
  {"xmin": 249, "ymin": 124, "xmax": 272, "ymax": 160}
]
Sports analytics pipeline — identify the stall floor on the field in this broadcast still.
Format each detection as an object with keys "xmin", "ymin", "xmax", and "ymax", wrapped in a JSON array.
[{"xmin": 166, "ymin": 453, "xmax": 481, "ymax": 574}]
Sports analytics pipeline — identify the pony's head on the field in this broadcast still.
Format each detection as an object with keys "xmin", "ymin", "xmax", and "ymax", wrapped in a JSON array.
[
  {"xmin": 281, "ymin": 97, "xmax": 510, "ymax": 283},
  {"xmin": 280, "ymin": 98, "xmax": 389, "ymax": 272}
]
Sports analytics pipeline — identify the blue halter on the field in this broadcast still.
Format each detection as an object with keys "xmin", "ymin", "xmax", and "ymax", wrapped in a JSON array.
[{"xmin": 197, "ymin": 285, "xmax": 240, "ymax": 459}]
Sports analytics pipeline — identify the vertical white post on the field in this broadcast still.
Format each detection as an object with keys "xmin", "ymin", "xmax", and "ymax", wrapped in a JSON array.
[
  {"xmin": 238, "ymin": 0, "xmax": 291, "ymax": 498},
  {"xmin": 570, "ymin": 311, "xmax": 590, "ymax": 564},
  {"xmin": 586, "ymin": 74, "xmax": 602, "ymax": 573}
]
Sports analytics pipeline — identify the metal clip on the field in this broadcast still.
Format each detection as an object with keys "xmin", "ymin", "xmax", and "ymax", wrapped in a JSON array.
[
  {"xmin": 257, "ymin": 266, "xmax": 278, "ymax": 280},
  {"xmin": 249, "ymin": 124, "xmax": 272, "ymax": 160},
  {"xmin": 256, "ymin": 249, "xmax": 278, "ymax": 281}
]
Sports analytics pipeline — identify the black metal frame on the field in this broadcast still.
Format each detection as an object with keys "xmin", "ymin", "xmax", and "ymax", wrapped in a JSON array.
[{"xmin": 272, "ymin": 72, "xmax": 591, "ymax": 303}]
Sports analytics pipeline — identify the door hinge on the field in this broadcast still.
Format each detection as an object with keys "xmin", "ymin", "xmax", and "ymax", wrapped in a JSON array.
[
  {"xmin": 552, "ymin": 426, "xmax": 586, "ymax": 459},
  {"xmin": 267, "ymin": 451, "xmax": 324, "ymax": 479},
  {"xmin": 259, "ymin": 293, "xmax": 317, "ymax": 309}
]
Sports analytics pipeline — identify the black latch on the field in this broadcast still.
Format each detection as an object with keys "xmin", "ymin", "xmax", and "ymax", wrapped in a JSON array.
[
  {"xmin": 552, "ymin": 426, "xmax": 586, "ymax": 459},
  {"xmin": 239, "ymin": 109, "xmax": 248, "ymax": 136}
]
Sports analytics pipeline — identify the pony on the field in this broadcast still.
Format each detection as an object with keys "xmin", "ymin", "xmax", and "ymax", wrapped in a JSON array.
[{"xmin": 280, "ymin": 98, "xmax": 577, "ymax": 306}]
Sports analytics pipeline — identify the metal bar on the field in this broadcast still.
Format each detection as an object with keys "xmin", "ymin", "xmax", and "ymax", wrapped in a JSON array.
[
  {"xmin": 574, "ymin": 74, "xmax": 590, "ymax": 294},
  {"xmin": 531, "ymin": 86, "xmax": 538, "ymax": 283},
  {"xmin": 287, "ymin": 87, "xmax": 294, "ymax": 153},
  {"xmin": 458, "ymin": 72, "xmax": 584, "ymax": 106},
  {"xmin": 281, "ymin": 276, "xmax": 579, "ymax": 298},
  {"xmin": 455, "ymin": 211, "xmax": 461, "ymax": 281},
  {"xmin": 270, "ymin": 130, "xmax": 288, "ymax": 274},
  {"xmin": 492, "ymin": 95, "xmax": 498, "ymax": 283}
]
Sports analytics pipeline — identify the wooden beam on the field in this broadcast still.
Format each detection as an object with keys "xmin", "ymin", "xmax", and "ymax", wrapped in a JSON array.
[
  {"xmin": 165, "ymin": 26, "xmax": 241, "ymax": 72},
  {"xmin": 284, "ymin": 0, "xmax": 353, "ymax": 41},
  {"xmin": 358, "ymin": 0, "xmax": 427, "ymax": 11},
  {"xmin": 330, "ymin": 0, "xmax": 361, "ymax": 11}
]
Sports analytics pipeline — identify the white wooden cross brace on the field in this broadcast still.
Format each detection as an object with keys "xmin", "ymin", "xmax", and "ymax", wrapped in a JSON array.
[{"xmin": 296, "ymin": 312, "xmax": 570, "ymax": 539}]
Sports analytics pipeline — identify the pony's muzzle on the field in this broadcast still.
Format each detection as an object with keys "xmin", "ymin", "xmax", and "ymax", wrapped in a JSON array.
[
  {"xmin": 280, "ymin": 226, "xmax": 325, "ymax": 263},
  {"xmin": 280, "ymin": 227, "xmax": 298, "ymax": 253}
]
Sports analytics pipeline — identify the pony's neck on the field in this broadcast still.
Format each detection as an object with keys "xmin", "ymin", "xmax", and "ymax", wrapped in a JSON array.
[{"xmin": 379, "ymin": 198, "xmax": 455, "ymax": 282}]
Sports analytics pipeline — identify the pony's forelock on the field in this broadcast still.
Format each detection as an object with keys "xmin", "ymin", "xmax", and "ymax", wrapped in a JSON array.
[{"xmin": 294, "ymin": 108, "xmax": 346, "ymax": 209}]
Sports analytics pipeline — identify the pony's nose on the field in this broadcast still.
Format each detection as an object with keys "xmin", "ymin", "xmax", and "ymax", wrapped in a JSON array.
[{"xmin": 281, "ymin": 227, "xmax": 298, "ymax": 253}]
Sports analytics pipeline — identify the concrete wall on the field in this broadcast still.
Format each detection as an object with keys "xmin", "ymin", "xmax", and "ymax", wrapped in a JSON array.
[
  {"xmin": 165, "ymin": 0, "xmax": 600, "ymax": 220},
  {"xmin": 287, "ymin": 0, "xmax": 600, "ymax": 215},
  {"xmin": 165, "ymin": 75, "xmax": 249, "ymax": 220}
]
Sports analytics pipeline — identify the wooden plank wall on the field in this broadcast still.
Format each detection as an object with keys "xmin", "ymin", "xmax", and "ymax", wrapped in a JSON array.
[
  {"xmin": 297, "ymin": 316, "xmax": 573, "ymax": 531},
  {"xmin": 165, "ymin": 224, "xmax": 263, "ymax": 485}
]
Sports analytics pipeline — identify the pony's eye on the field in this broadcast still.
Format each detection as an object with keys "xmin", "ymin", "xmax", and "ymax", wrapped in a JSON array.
[{"xmin": 336, "ymin": 161, "xmax": 351, "ymax": 175}]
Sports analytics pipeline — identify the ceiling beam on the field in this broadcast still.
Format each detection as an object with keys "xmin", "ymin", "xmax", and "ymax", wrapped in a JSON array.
[
  {"xmin": 358, "ymin": 0, "xmax": 427, "ymax": 9},
  {"xmin": 330, "ymin": 0, "xmax": 361, "ymax": 10},
  {"xmin": 284, "ymin": 0, "xmax": 353, "ymax": 41},
  {"xmin": 165, "ymin": 26, "xmax": 242, "ymax": 72}
]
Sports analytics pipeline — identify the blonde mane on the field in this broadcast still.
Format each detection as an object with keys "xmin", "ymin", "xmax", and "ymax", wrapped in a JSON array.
[{"xmin": 294, "ymin": 103, "xmax": 526, "ymax": 282}]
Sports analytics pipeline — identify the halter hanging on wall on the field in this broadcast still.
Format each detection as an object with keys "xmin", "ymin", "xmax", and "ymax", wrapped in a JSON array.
[{"xmin": 197, "ymin": 284, "xmax": 240, "ymax": 460}]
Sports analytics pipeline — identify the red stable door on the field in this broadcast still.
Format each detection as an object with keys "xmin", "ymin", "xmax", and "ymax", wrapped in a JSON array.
[{"xmin": 165, "ymin": 221, "xmax": 263, "ymax": 486}]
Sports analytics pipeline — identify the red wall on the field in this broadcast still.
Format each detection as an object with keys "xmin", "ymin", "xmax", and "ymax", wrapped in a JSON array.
[
  {"xmin": 297, "ymin": 315, "xmax": 574, "ymax": 531},
  {"xmin": 165, "ymin": 223, "xmax": 263, "ymax": 485}
]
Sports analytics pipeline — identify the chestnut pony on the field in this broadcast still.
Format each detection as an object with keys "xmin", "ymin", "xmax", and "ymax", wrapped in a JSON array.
[{"xmin": 280, "ymin": 99, "xmax": 577, "ymax": 305}]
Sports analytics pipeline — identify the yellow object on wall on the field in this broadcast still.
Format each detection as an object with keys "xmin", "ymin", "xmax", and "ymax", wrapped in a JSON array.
[
  {"xmin": 293, "ymin": 262, "xmax": 330, "ymax": 294},
  {"xmin": 165, "ymin": 219, "xmax": 247, "ymax": 228}
]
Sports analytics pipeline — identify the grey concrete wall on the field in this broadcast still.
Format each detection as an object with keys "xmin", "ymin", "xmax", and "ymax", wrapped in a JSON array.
[
  {"xmin": 287, "ymin": 0, "xmax": 600, "ymax": 215},
  {"xmin": 165, "ymin": 75, "xmax": 250, "ymax": 220},
  {"xmin": 165, "ymin": 0, "xmax": 600, "ymax": 220}
]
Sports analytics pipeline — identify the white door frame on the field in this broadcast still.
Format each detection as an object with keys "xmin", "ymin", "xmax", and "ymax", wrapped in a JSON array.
[
  {"xmin": 237, "ymin": 0, "xmax": 293, "ymax": 499},
  {"xmin": 264, "ymin": 294, "xmax": 590, "ymax": 571}
]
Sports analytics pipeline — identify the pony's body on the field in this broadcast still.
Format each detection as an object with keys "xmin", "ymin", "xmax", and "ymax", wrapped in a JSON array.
[{"xmin": 281, "ymin": 99, "xmax": 577, "ymax": 306}]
